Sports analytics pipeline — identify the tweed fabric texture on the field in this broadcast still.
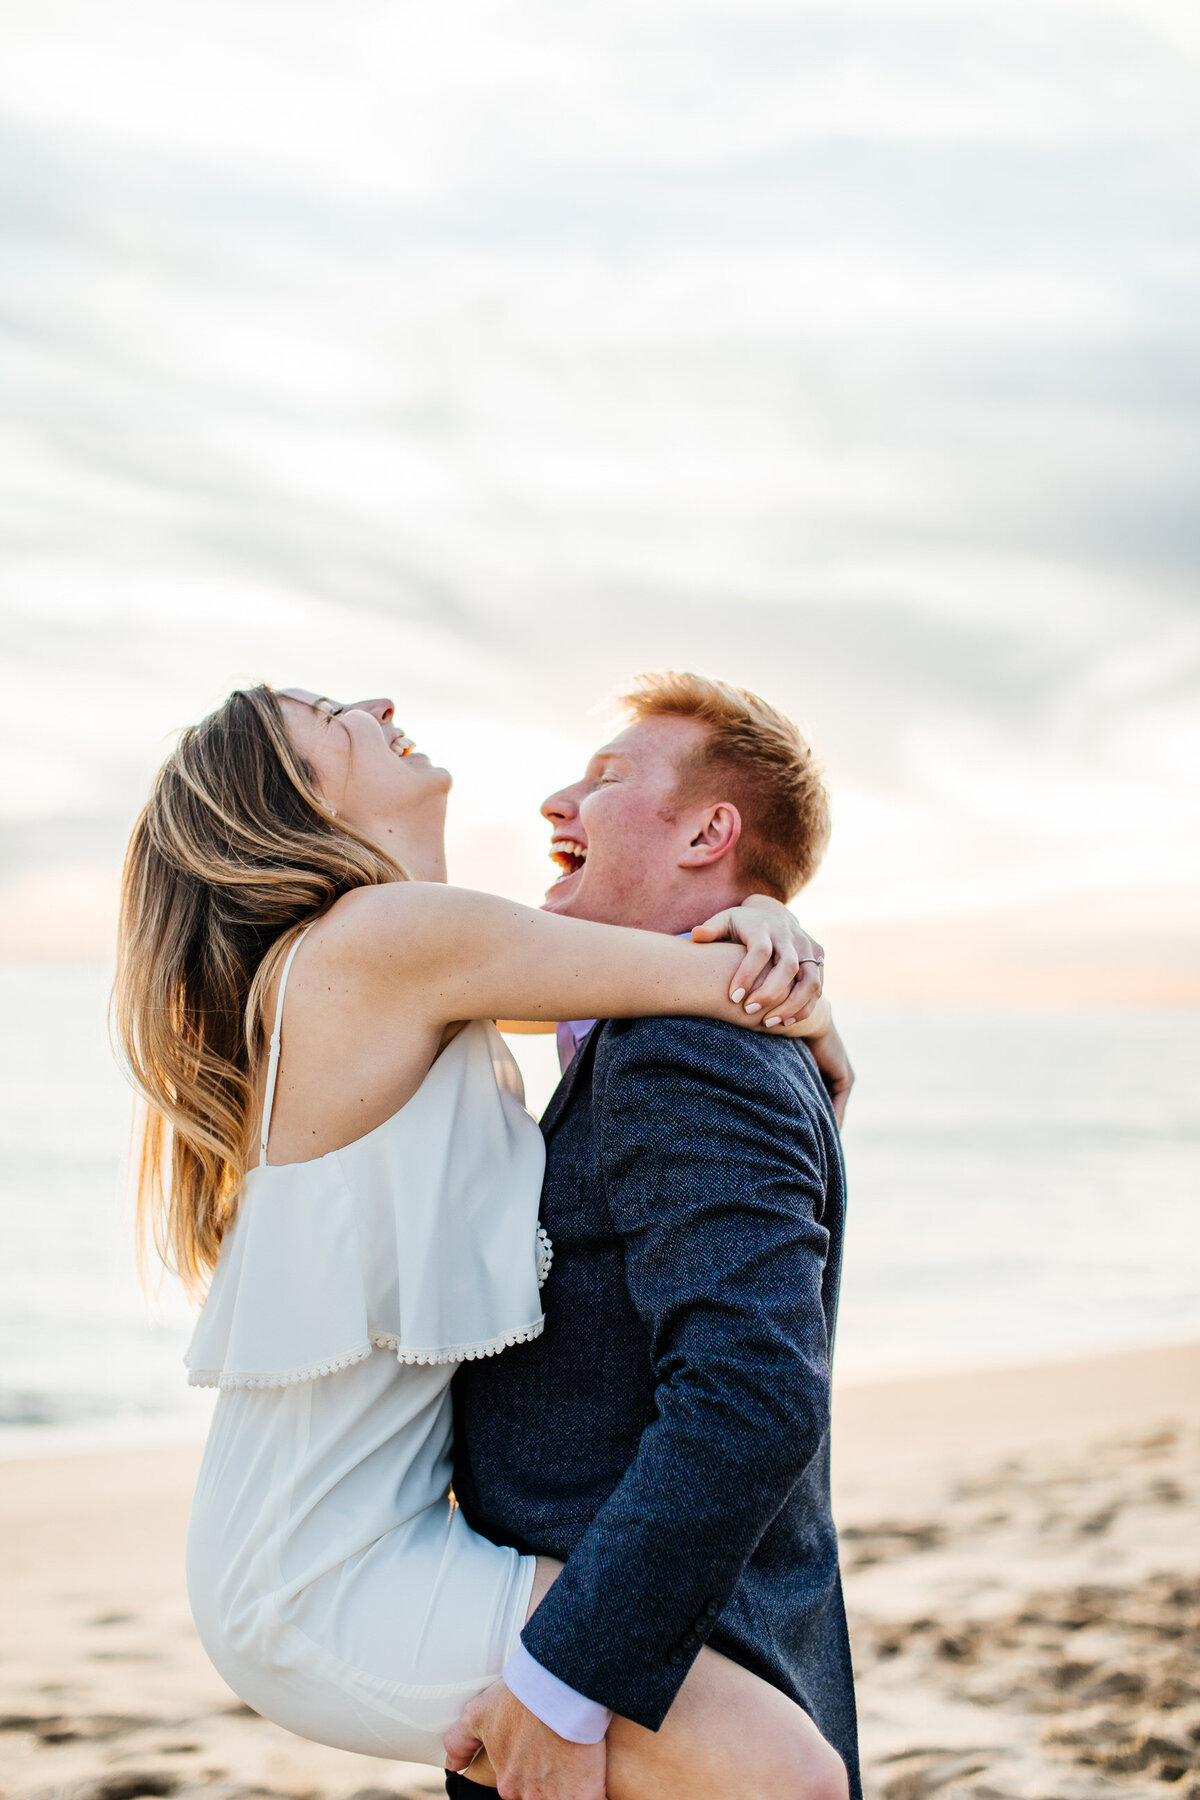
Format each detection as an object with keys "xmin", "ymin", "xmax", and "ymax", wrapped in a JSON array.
[{"xmin": 450, "ymin": 1015, "xmax": 860, "ymax": 1796}]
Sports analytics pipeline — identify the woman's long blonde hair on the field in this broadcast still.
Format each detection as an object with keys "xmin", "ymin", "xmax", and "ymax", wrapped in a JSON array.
[{"xmin": 112, "ymin": 685, "xmax": 404, "ymax": 1294}]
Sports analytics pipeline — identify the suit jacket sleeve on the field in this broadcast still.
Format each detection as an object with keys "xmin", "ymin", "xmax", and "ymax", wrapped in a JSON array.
[{"xmin": 519, "ymin": 1017, "xmax": 835, "ymax": 1730}]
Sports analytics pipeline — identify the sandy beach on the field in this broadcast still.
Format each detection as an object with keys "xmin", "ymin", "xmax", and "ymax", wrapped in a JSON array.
[{"xmin": 3, "ymin": 1341, "xmax": 1198, "ymax": 1800}]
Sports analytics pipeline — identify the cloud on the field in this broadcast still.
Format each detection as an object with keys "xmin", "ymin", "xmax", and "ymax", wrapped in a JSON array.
[{"xmin": 0, "ymin": 0, "xmax": 1196, "ymax": 986}]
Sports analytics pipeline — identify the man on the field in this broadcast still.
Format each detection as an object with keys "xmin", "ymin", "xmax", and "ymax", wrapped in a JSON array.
[{"xmin": 445, "ymin": 672, "xmax": 859, "ymax": 1799}]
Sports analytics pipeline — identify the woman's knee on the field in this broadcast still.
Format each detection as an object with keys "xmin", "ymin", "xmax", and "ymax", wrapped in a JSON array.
[
  {"xmin": 610, "ymin": 1648, "xmax": 848, "ymax": 1800},
  {"xmin": 735, "ymin": 1717, "xmax": 848, "ymax": 1800},
  {"xmin": 785, "ymin": 1731, "xmax": 849, "ymax": 1800},
  {"xmin": 693, "ymin": 1717, "xmax": 848, "ymax": 1800}
]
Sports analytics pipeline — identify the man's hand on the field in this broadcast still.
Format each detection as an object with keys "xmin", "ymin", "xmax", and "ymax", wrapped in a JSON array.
[{"xmin": 444, "ymin": 1681, "xmax": 607, "ymax": 1800}]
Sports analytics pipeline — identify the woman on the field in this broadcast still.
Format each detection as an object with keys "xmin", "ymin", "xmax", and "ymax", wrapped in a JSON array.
[{"xmin": 113, "ymin": 684, "xmax": 850, "ymax": 1800}]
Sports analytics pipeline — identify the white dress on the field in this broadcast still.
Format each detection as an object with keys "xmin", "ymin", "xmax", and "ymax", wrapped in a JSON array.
[{"xmin": 184, "ymin": 930, "xmax": 551, "ymax": 1765}]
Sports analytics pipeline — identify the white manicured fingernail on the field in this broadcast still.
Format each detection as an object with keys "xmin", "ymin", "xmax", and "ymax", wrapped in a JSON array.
[
  {"xmin": 765, "ymin": 1016, "xmax": 782, "ymax": 1028},
  {"xmin": 731, "ymin": 988, "xmax": 746, "ymax": 1003},
  {"xmin": 745, "ymin": 1001, "xmax": 761, "ymax": 1014}
]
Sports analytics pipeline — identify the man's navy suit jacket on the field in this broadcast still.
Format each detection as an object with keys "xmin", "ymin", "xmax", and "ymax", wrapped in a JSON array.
[{"xmin": 450, "ymin": 1015, "xmax": 860, "ymax": 1795}]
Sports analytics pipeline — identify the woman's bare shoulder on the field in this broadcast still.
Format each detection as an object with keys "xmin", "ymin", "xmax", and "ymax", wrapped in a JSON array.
[
  {"xmin": 307, "ymin": 881, "xmax": 434, "ymax": 952},
  {"xmin": 306, "ymin": 883, "xmax": 495, "ymax": 978},
  {"xmin": 263, "ymin": 887, "xmax": 454, "ymax": 1044}
]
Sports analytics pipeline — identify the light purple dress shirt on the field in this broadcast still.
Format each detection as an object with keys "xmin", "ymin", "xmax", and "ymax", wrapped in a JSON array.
[
  {"xmin": 502, "ymin": 1640, "xmax": 611, "ymax": 1743},
  {"xmin": 554, "ymin": 1015, "xmax": 598, "ymax": 1074}
]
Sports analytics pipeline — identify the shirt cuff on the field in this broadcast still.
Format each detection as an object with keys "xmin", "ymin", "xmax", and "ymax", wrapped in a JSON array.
[{"xmin": 502, "ymin": 1641, "xmax": 612, "ymax": 1744}]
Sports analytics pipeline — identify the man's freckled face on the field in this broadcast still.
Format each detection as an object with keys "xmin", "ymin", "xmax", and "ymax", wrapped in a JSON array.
[{"xmin": 541, "ymin": 717, "xmax": 712, "ymax": 925}]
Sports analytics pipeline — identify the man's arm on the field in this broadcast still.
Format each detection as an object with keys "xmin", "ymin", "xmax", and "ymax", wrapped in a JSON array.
[{"xmin": 521, "ymin": 1017, "xmax": 834, "ymax": 1728}]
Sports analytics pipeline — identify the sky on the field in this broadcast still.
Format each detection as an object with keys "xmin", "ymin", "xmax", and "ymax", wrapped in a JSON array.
[{"xmin": 2, "ymin": 0, "xmax": 1198, "ymax": 1000}]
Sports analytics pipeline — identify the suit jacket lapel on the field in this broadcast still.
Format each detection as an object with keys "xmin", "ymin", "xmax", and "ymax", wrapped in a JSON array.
[{"xmin": 539, "ymin": 1022, "xmax": 603, "ymax": 1140}]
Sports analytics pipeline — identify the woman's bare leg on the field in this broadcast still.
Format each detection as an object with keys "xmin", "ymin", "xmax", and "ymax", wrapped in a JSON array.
[
  {"xmin": 604, "ymin": 1643, "xmax": 849, "ymax": 1800},
  {"xmin": 461, "ymin": 1557, "xmax": 848, "ymax": 1800}
]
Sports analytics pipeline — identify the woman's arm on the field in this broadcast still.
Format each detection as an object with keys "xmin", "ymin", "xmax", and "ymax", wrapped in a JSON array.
[
  {"xmin": 329, "ymin": 884, "xmax": 822, "ymax": 1040},
  {"xmin": 497, "ymin": 895, "xmax": 825, "ymax": 1038}
]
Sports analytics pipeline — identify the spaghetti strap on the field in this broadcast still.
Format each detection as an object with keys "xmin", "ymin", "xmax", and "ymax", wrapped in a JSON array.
[{"xmin": 259, "ymin": 925, "xmax": 315, "ymax": 1168}]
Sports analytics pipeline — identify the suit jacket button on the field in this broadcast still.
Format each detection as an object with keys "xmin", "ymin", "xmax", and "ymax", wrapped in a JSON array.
[{"xmin": 667, "ymin": 1650, "xmax": 684, "ymax": 1666}]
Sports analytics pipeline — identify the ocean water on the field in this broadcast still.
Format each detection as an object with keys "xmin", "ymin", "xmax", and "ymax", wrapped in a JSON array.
[{"xmin": 1, "ymin": 965, "xmax": 1197, "ymax": 1455}]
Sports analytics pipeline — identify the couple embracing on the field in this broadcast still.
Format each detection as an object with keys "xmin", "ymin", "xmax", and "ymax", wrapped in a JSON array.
[{"xmin": 115, "ymin": 671, "xmax": 860, "ymax": 1800}]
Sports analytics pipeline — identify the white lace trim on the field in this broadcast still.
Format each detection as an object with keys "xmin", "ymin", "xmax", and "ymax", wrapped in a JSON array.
[
  {"xmin": 372, "ymin": 1319, "xmax": 546, "ymax": 1366},
  {"xmin": 186, "ymin": 1316, "xmax": 547, "ymax": 1390},
  {"xmin": 187, "ymin": 1223, "xmax": 554, "ymax": 1390}
]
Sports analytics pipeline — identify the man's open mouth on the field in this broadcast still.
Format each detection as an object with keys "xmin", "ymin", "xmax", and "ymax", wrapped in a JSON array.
[{"xmin": 549, "ymin": 837, "xmax": 588, "ymax": 882}]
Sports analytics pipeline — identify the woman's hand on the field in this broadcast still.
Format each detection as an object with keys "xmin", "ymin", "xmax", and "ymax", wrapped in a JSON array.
[
  {"xmin": 691, "ymin": 894, "xmax": 824, "ymax": 1026},
  {"xmin": 693, "ymin": 896, "xmax": 854, "ymax": 1123}
]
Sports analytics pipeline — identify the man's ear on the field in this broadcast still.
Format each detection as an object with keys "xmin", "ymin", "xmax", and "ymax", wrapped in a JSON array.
[{"xmin": 677, "ymin": 803, "xmax": 742, "ymax": 868}]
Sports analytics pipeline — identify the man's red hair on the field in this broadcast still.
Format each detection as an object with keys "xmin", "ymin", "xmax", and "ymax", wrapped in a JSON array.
[{"xmin": 618, "ymin": 672, "xmax": 830, "ymax": 901}]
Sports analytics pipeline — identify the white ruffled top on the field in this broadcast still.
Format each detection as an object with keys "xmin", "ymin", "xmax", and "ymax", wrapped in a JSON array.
[{"xmin": 186, "ymin": 1016, "xmax": 551, "ymax": 1391}]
